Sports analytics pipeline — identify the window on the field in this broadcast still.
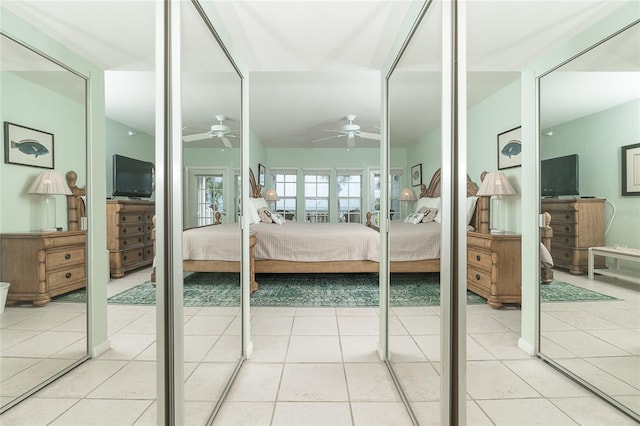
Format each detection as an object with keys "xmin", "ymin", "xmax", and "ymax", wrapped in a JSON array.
[
  {"xmin": 272, "ymin": 169, "xmax": 297, "ymax": 220},
  {"xmin": 195, "ymin": 172, "xmax": 224, "ymax": 226},
  {"xmin": 370, "ymin": 168, "xmax": 403, "ymax": 220},
  {"xmin": 304, "ymin": 169, "xmax": 330, "ymax": 222},
  {"xmin": 337, "ymin": 169, "xmax": 362, "ymax": 223}
]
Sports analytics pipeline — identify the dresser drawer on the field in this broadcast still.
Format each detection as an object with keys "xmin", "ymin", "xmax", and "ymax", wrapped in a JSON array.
[
  {"xmin": 551, "ymin": 235, "xmax": 575, "ymax": 248},
  {"xmin": 549, "ymin": 210, "xmax": 576, "ymax": 224},
  {"xmin": 121, "ymin": 247, "xmax": 145, "ymax": 266},
  {"xmin": 551, "ymin": 247, "xmax": 573, "ymax": 263},
  {"xmin": 47, "ymin": 246, "xmax": 85, "ymax": 268},
  {"xmin": 120, "ymin": 224, "xmax": 145, "ymax": 236},
  {"xmin": 118, "ymin": 213, "xmax": 146, "ymax": 224},
  {"xmin": 467, "ymin": 267, "xmax": 492, "ymax": 290},
  {"xmin": 467, "ymin": 248, "xmax": 493, "ymax": 271},
  {"xmin": 143, "ymin": 244, "xmax": 154, "ymax": 261},
  {"xmin": 47, "ymin": 264, "xmax": 86, "ymax": 287},
  {"xmin": 118, "ymin": 235, "xmax": 146, "ymax": 250}
]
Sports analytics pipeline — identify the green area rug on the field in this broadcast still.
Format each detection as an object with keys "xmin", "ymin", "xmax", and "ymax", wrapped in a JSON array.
[{"xmin": 54, "ymin": 273, "xmax": 619, "ymax": 307}]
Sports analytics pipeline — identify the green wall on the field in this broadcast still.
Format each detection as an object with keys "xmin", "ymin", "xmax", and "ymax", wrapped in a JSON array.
[
  {"xmin": 406, "ymin": 127, "xmax": 441, "ymax": 187},
  {"xmin": 105, "ymin": 118, "xmax": 154, "ymax": 199},
  {"xmin": 467, "ymin": 78, "xmax": 522, "ymax": 232},
  {"xmin": 1, "ymin": 71, "xmax": 86, "ymax": 232},
  {"xmin": 541, "ymin": 99, "xmax": 640, "ymax": 257}
]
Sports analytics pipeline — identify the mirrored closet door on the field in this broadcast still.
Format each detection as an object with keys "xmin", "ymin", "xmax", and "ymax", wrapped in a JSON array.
[
  {"xmin": 179, "ymin": 1, "xmax": 243, "ymax": 421},
  {"xmin": 0, "ymin": 32, "xmax": 89, "ymax": 412},
  {"xmin": 538, "ymin": 21, "xmax": 640, "ymax": 421},
  {"xmin": 386, "ymin": 1, "xmax": 444, "ymax": 423}
]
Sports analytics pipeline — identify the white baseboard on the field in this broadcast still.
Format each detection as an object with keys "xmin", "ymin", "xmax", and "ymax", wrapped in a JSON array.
[
  {"xmin": 91, "ymin": 339, "xmax": 111, "ymax": 357},
  {"xmin": 517, "ymin": 338, "xmax": 535, "ymax": 356},
  {"xmin": 245, "ymin": 340, "xmax": 253, "ymax": 359}
]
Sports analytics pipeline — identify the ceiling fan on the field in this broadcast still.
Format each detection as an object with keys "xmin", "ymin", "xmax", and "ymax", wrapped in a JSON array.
[
  {"xmin": 182, "ymin": 115, "xmax": 237, "ymax": 148},
  {"xmin": 311, "ymin": 114, "xmax": 380, "ymax": 148}
]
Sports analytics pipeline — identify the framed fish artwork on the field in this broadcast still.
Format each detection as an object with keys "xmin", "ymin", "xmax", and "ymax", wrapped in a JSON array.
[
  {"xmin": 4, "ymin": 122, "xmax": 54, "ymax": 169},
  {"xmin": 497, "ymin": 126, "xmax": 521, "ymax": 170}
]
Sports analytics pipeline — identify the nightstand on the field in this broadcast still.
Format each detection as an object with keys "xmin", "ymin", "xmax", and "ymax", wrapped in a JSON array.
[
  {"xmin": 467, "ymin": 231, "xmax": 521, "ymax": 309},
  {"xmin": 1, "ymin": 230, "xmax": 86, "ymax": 306}
]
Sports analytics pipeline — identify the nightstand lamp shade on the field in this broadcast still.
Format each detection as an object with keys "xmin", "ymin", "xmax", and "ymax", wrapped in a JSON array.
[
  {"xmin": 476, "ymin": 171, "xmax": 516, "ymax": 234},
  {"xmin": 399, "ymin": 187, "xmax": 417, "ymax": 219},
  {"xmin": 264, "ymin": 188, "xmax": 280, "ymax": 209},
  {"xmin": 27, "ymin": 170, "xmax": 72, "ymax": 232}
]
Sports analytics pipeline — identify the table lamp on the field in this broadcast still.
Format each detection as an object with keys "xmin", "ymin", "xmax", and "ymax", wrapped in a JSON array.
[
  {"xmin": 27, "ymin": 170, "xmax": 72, "ymax": 231},
  {"xmin": 399, "ymin": 187, "xmax": 417, "ymax": 220},
  {"xmin": 476, "ymin": 171, "xmax": 516, "ymax": 234},
  {"xmin": 264, "ymin": 188, "xmax": 280, "ymax": 210}
]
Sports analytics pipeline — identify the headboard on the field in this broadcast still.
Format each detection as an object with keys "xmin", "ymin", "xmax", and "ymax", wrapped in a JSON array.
[
  {"xmin": 419, "ymin": 168, "xmax": 489, "ymax": 233},
  {"xmin": 66, "ymin": 170, "xmax": 86, "ymax": 231},
  {"xmin": 249, "ymin": 167, "xmax": 263, "ymax": 198}
]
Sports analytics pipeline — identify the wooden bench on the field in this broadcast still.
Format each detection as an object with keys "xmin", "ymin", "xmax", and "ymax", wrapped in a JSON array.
[{"xmin": 588, "ymin": 246, "xmax": 640, "ymax": 285}]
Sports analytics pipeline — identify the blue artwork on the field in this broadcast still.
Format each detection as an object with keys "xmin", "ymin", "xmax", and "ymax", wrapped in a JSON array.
[
  {"xmin": 501, "ymin": 140, "xmax": 521, "ymax": 158},
  {"xmin": 497, "ymin": 126, "xmax": 522, "ymax": 170},
  {"xmin": 10, "ymin": 139, "xmax": 50, "ymax": 158}
]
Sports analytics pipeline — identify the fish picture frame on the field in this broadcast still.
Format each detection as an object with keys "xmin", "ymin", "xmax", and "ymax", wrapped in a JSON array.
[
  {"xmin": 4, "ymin": 122, "xmax": 54, "ymax": 169},
  {"xmin": 497, "ymin": 126, "xmax": 521, "ymax": 170}
]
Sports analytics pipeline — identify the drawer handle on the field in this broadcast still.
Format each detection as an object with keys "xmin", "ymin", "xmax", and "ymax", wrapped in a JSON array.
[
  {"xmin": 65, "ymin": 272, "xmax": 72, "ymax": 279},
  {"xmin": 65, "ymin": 254, "xmax": 71, "ymax": 260},
  {"xmin": 138, "ymin": 227, "xmax": 142, "ymax": 232},
  {"xmin": 475, "ymin": 274, "xmax": 481, "ymax": 281},
  {"xmin": 123, "ymin": 229, "xmax": 127, "ymax": 234},
  {"xmin": 564, "ymin": 253, "xmax": 570, "ymax": 258},
  {"xmin": 565, "ymin": 214, "xmax": 570, "ymax": 219},
  {"xmin": 138, "ymin": 215, "xmax": 142, "ymax": 220},
  {"xmin": 138, "ymin": 252, "xmax": 142, "ymax": 257},
  {"xmin": 123, "ymin": 255, "xmax": 127, "ymax": 260},
  {"xmin": 476, "ymin": 255, "xmax": 481, "ymax": 261},
  {"xmin": 564, "ymin": 238, "xmax": 569, "ymax": 243},
  {"xmin": 138, "ymin": 238, "xmax": 143, "ymax": 243},
  {"xmin": 122, "ymin": 216, "xmax": 126, "ymax": 221},
  {"xmin": 123, "ymin": 241, "xmax": 127, "ymax": 246},
  {"xmin": 564, "ymin": 226, "xmax": 570, "ymax": 232}
]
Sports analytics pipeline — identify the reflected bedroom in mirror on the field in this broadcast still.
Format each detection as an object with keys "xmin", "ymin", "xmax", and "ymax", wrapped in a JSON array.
[
  {"xmin": 0, "ymin": 32, "xmax": 89, "ymax": 411},
  {"xmin": 539, "ymin": 21, "xmax": 640, "ymax": 420}
]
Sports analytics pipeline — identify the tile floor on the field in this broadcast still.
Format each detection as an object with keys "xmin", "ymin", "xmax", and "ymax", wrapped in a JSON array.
[{"xmin": 1, "ymin": 266, "xmax": 638, "ymax": 425}]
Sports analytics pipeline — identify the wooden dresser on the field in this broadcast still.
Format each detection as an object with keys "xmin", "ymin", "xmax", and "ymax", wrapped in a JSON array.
[
  {"xmin": 467, "ymin": 232, "xmax": 521, "ymax": 309},
  {"xmin": 1, "ymin": 231, "xmax": 86, "ymax": 306},
  {"xmin": 107, "ymin": 199, "xmax": 155, "ymax": 278},
  {"xmin": 541, "ymin": 198, "xmax": 605, "ymax": 275}
]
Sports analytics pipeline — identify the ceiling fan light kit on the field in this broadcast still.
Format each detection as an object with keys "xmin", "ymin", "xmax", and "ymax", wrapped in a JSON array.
[
  {"xmin": 183, "ymin": 115, "xmax": 237, "ymax": 148},
  {"xmin": 311, "ymin": 114, "xmax": 381, "ymax": 148}
]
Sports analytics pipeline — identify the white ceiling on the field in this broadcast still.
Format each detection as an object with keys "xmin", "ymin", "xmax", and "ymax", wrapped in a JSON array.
[{"xmin": 2, "ymin": 0, "xmax": 633, "ymax": 149}]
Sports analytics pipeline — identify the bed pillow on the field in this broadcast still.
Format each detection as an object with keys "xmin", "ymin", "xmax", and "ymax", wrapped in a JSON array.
[
  {"xmin": 404, "ymin": 212, "xmax": 425, "ymax": 224},
  {"xmin": 258, "ymin": 207, "xmax": 273, "ymax": 223},
  {"xmin": 466, "ymin": 196, "xmax": 478, "ymax": 225},
  {"xmin": 415, "ymin": 197, "xmax": 442, "ymax": 223},
  {"xmin": 416, "ymin": 207, "xmax": 438, "ymax": 223},
  {"xmin": 248, "ymin": 197, "xmax": 267, "ymax": 224},
  {"xmin": 271, "ymin": 212, "xmax": 285, "ymax": 225}
]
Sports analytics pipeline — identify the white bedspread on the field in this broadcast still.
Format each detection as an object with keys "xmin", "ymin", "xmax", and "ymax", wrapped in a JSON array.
[
  {"xmin": 251, "ymin": 222, "xmax": 380, "ymax": 262},
  {"xmin": 389, "ymin": 221, "xmax": 441, "ymax": 262},
  {"xmin": 183, "ymin": 224, "xmax": 241, "ymax": 261}
]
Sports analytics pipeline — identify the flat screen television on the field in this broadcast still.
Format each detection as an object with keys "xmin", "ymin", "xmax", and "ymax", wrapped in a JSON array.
[
  {"xmin": 112, "ymin": 154, "xmax": 154, "ymax": 198},
  {"xmin": 541, "ymin": 154, "xmax": 579, "ymax": 197}
]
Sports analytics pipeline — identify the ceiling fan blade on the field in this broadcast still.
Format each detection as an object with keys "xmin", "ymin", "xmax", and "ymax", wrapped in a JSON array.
[
  {"xmin": 319, "ymin": 129, "xmax": 343, "ymax": 133},
  {"xmin": 183, "ymin": 132, "xmax": 211, "ymax": 143},
  {"xmin": 347, "ymin": 133, "xmax": 355, "ymax": 148},
  {"xmin": 359, "ymin": 132, "xmax": 380, "ymax": 141},
  {"xmin": 311, "ymin": 134, "xmax": 342, "ymax": 143},
  {"xmin": 221, "ymin": 137, "xmax": 232, "ymax": 148}
]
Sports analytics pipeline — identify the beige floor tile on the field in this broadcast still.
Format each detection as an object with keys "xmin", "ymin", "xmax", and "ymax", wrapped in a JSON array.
[
  {"xmin": 466, "ymin": 360, "xmax": 539, "ymax": 399},
  {"xmin": 286, "ymin": 335, "xmax": 342, "ymax": 362},
  {"xmin": 388, "ymin": 335, "xmax": 427, "ymax": 362},
  {"xmin": 225, "ymin": 363, "xmax": 283, "ymax": 402},
  {"xmin": 213, "ymin": 401, "xmax": 274, "ymax": 425},
  {"xmin": 396, "ymin": 315, "xmax": 440, "ymax": 335},
  {"xmin": 278, "ymin": 363, "xmax": 348, "ymax": 401},
  {"xmin": 88, "ymin": 361, "xmax": 156, "ymax": 399},
  {"xmin": 35, "ymin": 359, "xmax": 126, "ymax": 398},
  {"xmin": 338, "ymin": 316, "xmax": 379, "ymax": 336},
  {"xmin": 552, "ymin": 358, "xmax": 638, "ymax": 396},
  {"xmin": 291, "ymin": 316, "xmax": 339, "ymax": 335},
  {"xmin": 0, "ymin": 397, "xmax": 78, "ymax": 426},
  {"xmin": 345, "ymin": 363, "xmax": 400, "ymax": 402},
  {"xmin": 502, "ymin": 359, "xmax": 591, "ymax": 398},
  {"xmin": 184, "ymin": 362, "xmax": 237, "ymax": 402},
  {"xmin": 465, "ymin": 312, "xmax": 511, "ymax": 333},
  {"xmin": 252, "ymin": 307, "xmax": 297, "ymax": 318},
  {"xmin": 272, "ymin": 402, "xmax": 351, "ymax": 426},
  {"xmin": 387, "ymin": 315, "xmax": 410, "ymax": 336},
  {"xmin": 118, "ymin": 312, "xmax": 157, "ymax": 334},
  {"xmin": 389, "ymin": 362, "xmax": 440, "ymax": 401},
  {"xmin": 97, "ymin": 332, "xmax": 155, "ymax": 360},
  {"xmin": 477, "ymin": 398, "xmax": 578, "ymax": 426},
  {"xmin": 586, "ymin": 356, "xmax": 640, "ymax": 388},
  {"xmin": 549, "ymin": 396, "xmax": 639, "ymax": 425},
  {"xmin": 587, "ymin": 328, "xmax": 640, "ymax": 354},
  {"xmin": 335, "ymin": 307, "xmax": 378, "ymax": 316},
  {"xmin": 248, "ymin": 335, "xmax": 290, "ymax": 362},
  {"xmin": 1, "ymin": 330, "xmax": 85, "ymax": 358},
  {"xmin": 295, "ymin": 307, "xmax": 336, "ymax": 317},
  {"xmin": 134, "ymin": 401, "xmax": 216, "ymax": 426},
  {"xmin": 547, "ymin": 309, "xmax": 622, "ymax": 330},
  {"xmin": 6, "ymin": 311, "xmax": 80, "ymax": 331},
  {"xmin": 0, "ymin": 357, "xmax": 38, "ymax": 382},
  {"xmin": 50, "ymin": 398, "xmax": 153, "ymax": 426},
  {"xmin": 465, "ymin": 335, "xmax": 495, "ymax": 361},
  {"xmin": 183, "ymin": 334, "xmax": 219, "ymax": 362},
  {"xmin": 351, "ymin": 401, "xmax": 414, "ymax": 425},
  {"xmin": 340, "ymin": 335, "xmax": 381, "ymax": 363},
  {"xmin": 251, "ymin": 315, "xmax": 294, "ymax": 336},
  {"xmin": 0, "ymin": 358, "xmax": 76, "ymax": 398},
  {"xmin": 411, "ymin": 400, "xmax": 494, "ymax": 426},
  {"xmin": 470, "ymin": 331, "xmax": 531, "ymax": 360},
  {"xmin": 202, "ymin": 335, "xmax": 243, "ymax": 362},
  {"xmin": 183, "ymin": 315, "xmax": 234, "ymax": 335},
  {"xmin": 413, "ymin": 335, "xmax": 441, "ymax": 362},
  {"xmin": 543, "ymin": 330, "xmax": 629, "ymax": 357}
]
